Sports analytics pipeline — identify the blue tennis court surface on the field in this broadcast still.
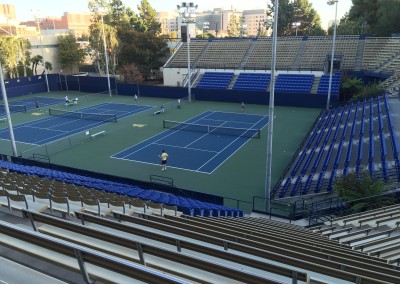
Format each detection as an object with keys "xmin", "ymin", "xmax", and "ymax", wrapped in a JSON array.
[
  {"xmin": 0, "ymin": 103, "xmax": 151, "ymax": 145},
  {"xmin": 112, "ymin": 111, "xmax": 269, "ymax": 173},
  {"xmin": 0, "ymin": 96, "xmax": 64, "ymax": 115}
]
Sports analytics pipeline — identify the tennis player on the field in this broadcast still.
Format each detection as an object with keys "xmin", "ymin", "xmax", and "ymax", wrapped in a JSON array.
[
  {"xmin": 240, "ymin": 102, "xmax": 245, "ymax": 112},
  {"xmin": 35, "ymin": 99, "xmax": 40, "ymax": 112},
  {"xmin": 134, "ymin": 94, "xmax": 138, "ymax": 103},
  {"xmin": 160, "ymin": 150, "xmax": 168, "ymax": 171}
]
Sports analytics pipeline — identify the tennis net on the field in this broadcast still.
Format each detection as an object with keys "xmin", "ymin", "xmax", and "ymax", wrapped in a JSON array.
[
  {"xmin": 163, "ymin": 120, "xmax": 261, "ymax": 138},
  {"xmin": 49, "ymin": 108, "xmax": 117, "ymax": 123},
  {"xmin": 1, "ymin": 104, "xmax": 27, "ymax": 113}
]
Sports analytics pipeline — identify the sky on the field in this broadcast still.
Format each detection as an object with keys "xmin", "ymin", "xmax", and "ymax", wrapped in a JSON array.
[{"xmin": 5, "ymin": 0, "xmax": 352, "ymax": 29}]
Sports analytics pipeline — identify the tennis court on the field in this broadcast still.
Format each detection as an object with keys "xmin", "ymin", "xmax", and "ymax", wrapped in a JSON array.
[
  {"xmin": 112, "ymin": 111, "xmax": 269, "ymax": 173},
  {"xmin": 0, "ymin": 96, "xmax": 64, "ymax": 115},
  {"xmin": 0, "ymin": 103, "xmax": 152, "ymax": 145}
]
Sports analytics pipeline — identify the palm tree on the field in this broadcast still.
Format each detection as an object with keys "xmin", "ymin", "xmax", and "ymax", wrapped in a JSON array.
[
  {"xmin": 43, "ymin": 61, "xmax": 52, "ymax": 74},
  {"xmin": 334, "ymin": 171, "xmax": 390, "ymax": 212},
  {"xmin": 31, "ymin": 55, "xmax": 43, "ymax": 75}
]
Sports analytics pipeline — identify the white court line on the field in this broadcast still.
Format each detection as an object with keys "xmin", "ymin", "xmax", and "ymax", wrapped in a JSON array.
[
  {"xmin": 111, "ymin": 156, "xmax": 212, "ymax": 174},
  {"xmin": 114, "ymin": 111, "xmax": 216, "ymax": 158},
  {"xmin": 0, "ymin": 137, "xmax": 41, "ymax": 146},
  {"xmin": 22, "ymin": 125, "xmax": 68, "ymax": 133},
  {"xmin": 200, "ymin": 118, "xmax": 255, "ymax": 127},
  {"xmin": 152, "ymin": 142, "xmax": 219, "ymax": 153},
  {"xmin": 184, "ymin": 121, "xmax": 229, "ymax": 148},
  {"xmin": 210, "ymin": 110, "xmax": 268, "ymax": 117},
  {"xmin": 199, "ymin": 115, "xmax": 269, "ymax": 173}
]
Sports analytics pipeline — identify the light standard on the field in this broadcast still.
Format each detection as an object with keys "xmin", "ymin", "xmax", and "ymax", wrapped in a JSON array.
[
  {"xmin": 326, "ymin": 0, "xmax": 338, "ymax": 110},
  {"xmin": 98, "ymin": 9, "xmax": 112, "ymax": 97},
  {"xmin": 264, "ymin": 4, "xmax": 278, "ymax": 213},
  {"xmin": 32, "ymin": 11, "xmax": 49, "ymax": 92},
  {"xmin": 0, "ymin": 31, "xmax": 18, "ymax": 156},
  {"xmin": 177, "ymin": 2, "xmax": 198, "ymax": 103},
  {"xmin": 292, "ymin": 21, "xmax": 301, "ymax": 36}
]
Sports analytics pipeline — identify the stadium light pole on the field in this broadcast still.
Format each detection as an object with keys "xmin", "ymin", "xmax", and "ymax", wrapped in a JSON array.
[
  {"xmin": 326, "ymin": 0, "xmax": 338, "ymax": 110},
  {"xmin": 99, "ymin": 11, "xmax": 112, "ymax": 97},
  {"xmin": 0, "ymin": 23, "xmax": 21, "ymax": 156},
  {"xmin": 265, "ymin": 1, "xmax": 279, "ymax": 213},
  {"xmin": 0, "ymin": 62, "xmax": 18, "ymax": 156},
  {"xmin": 292, "ymin": 22, "xmax": 301, "ymax": 36},
  {"xmin": 177, "ymin": 2, "xmax": 198, "ymax": 103},
  {"xmin": 32, "ymin": 11, "xmax": 50, "ymax": 93}
]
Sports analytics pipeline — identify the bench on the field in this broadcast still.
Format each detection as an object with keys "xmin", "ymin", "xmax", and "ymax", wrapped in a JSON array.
[
  {"xmin": 90, "ymin": 131, "xmax": 105, "ymax": 139},
  {"xmin": 0, "ymin": 219, "xmax": 185, "ymax": 284}
]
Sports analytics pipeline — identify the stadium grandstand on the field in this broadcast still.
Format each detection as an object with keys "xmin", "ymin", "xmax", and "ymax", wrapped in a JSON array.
[{"xmin": 1, "ymin": 33, "xmax": 400, "ymax": 283}]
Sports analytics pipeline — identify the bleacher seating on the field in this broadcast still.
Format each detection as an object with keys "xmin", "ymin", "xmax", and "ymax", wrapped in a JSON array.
[
  {"xmin": 317, "ymin": 73, "xmax": 341, "ymax": 95},
  {"xmin": 232, "ymin": 73, "xmax": 271, "ymax": 91},
  {"xmin": 362, "ymin": 37, "xmax": 400, "ymax": 71},
  {"xmin": 196, "ymin": 71, "xmax": 234, "ymax": 89},
  {"xmin": 167, "ymin": 40, "xmax": 208, "ymax": 68},
  {"xmin": 0, "ymin": 161, "xmax": 243, "ymax": 217},
  {"xmin": 197, "ymin": 39, "xmax": 252, "ymax": 69},
  {"xmin": 244, "ymin": 37, "xmax": 302, "ymax": 69},
  {"xmin": 273, "ymin": 94, "xmax": 400, "ymax": 199},
  {"xmin": 1, "ymin": 203, "xmax": 400, "ymax": 283},
  {"xmin": 275, "ymin": 74, "xmax": 315, "ymax": 94},
  {"xmin": 299, "ymin": 35, "xmax": 359, "ymax": 70},
  {"xmin": 314, "ymin": 204, "xmax": 400, "ymax": 265}
]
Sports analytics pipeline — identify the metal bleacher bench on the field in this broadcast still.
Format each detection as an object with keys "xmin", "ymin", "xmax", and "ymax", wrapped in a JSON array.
[{"xmin": 90, "ymin": 131, "xmax": 105, "ymax": 139}]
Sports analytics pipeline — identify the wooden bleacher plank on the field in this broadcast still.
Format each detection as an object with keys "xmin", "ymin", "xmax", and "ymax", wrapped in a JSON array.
[
  {"xmin": 111, "ymin": 213, "xmax": 399, "ymax": 281},
  {"xmin": 26, "ymin": 210, "xmax": 289, "ymax": 284},
  {"xmin": 0, "ymin": 220, "xmax": 190, "ymax": 284},
  {"xmin": 0, "ymin": 256, "xmax": 68, "ymax": 284}
]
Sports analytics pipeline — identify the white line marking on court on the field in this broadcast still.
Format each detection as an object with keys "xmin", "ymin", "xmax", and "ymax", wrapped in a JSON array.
[
  {"xmin": 114, "ymin": 111, "xmax": 216, "ymax": 158},
  {"xmin": 0, "ymin": 138, "xmax": 41, "ymax": 146},
  {"xmin": 24, "ymin": 125, "xmax": 68, "ymax": 133},
  {"xmin": 200, "ymin": 118, "xmax": 255, "ymax": 127},
  {"xmin": 200, "ymin": 115, "xmax": 269, "ymax": 173},
  {"xmin": 152, "ymin": 142, "xmax": 219, "ymax": 153},
  {"xmin": 184, "ymin": 121, "xmax": 229, "ymax": 148},
  {"xmin": 111, "ymin": 156, "xmax": 212, "ymax": 174},
  {"xmin": 211, "ymin": 110, "xmax": 268, "ymax": 117}
]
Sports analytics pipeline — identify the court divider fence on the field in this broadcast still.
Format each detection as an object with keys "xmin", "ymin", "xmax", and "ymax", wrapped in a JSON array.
[{"xmin": 20, "ymin": 129, "xmax": 99, "ymax": 161}]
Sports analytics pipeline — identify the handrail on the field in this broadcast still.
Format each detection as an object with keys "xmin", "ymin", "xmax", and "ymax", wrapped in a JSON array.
[{"xmin": 0, "ymin": 219, "xmax": 188, "ymax": 284}]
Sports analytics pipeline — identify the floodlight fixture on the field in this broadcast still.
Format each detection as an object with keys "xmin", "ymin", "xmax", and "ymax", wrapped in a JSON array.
[{"xmin": 326, "ymin": 0, "xmax": 339, "ymax": 109}]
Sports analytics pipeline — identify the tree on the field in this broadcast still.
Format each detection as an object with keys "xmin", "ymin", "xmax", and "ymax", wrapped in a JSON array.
[
  {"xmin": 89, "ymin": 22, "xmax": 119, "ymax": 75},
  {"xmin": 107, "ymin": 0, "xmax": 135, "ymax": 29},
  {"xmin": 134, "ymin": 0, "xmax": 161, "ymax": 35},
  {"xmin": 333, "ymin": 13, "xmax": 369, "ymax": 35},
  {"xmin": 350, "ymin": 84, "xmax": 384, "ymax": 102},
  {"xmin": 348, "ymin": 0, "xmax": 378, "ymax": 34},
  {"xmin": 375, "ymin": 0, "xmax": 400, "ymax": 36},
  {"xmin": 43, "ymin": 61, "xmax": 52, "ymax": 74},
  {"xmin": 227, "ymin": 13, "xmax": 240, "ymax": 37},
  {"xmin": 17, "ymin": 38, "xmax": 31, "ymax": 77},
  {"xmin": 341, "ymin": 77, "xmax": 363, "ymax": 101},
  {"xmin": 117, "ymin": 29, "xmax": 168, "ymax": 80},
  {"xmin": 31, "ymin": 55, "xmax": 43, "ymax": 75},
  {"xmin": 57, "ymin": 33, "xmax": 86, "ymax": 74},
  {"xmin": 267, "ymin": 0, "xmax": 323, "ymax": 36},
  {"xmin": 334, "ymin": 171, "xmax": 388, "ymax": 212},
  {"xmin": 345, "ymin": 0, "xmax": 400, "ymax": 36},
  {"xmin": 0, "ymin": 36, "xmax": 29, "ymax": 78},
  {"xmin": 120, "ymin": 63, "xmax": 144, "ymax": 83}
]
